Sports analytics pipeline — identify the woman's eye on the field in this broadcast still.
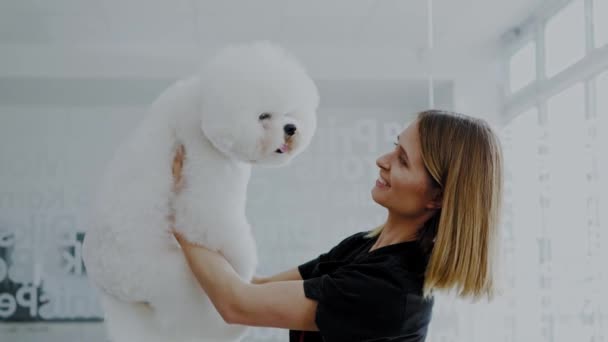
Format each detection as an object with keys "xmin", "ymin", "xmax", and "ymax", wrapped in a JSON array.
[
  {"xmin": 393, "ymin": 142, "xmax": 406, "ymax": 165},
  {"xmin": 259, "ymin": 113, "xmax": 272, "ymax": 120}
]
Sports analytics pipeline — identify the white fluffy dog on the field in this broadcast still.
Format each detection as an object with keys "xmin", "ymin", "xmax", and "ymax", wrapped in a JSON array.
[{"xmin": 82, "ymin": 41, "xmax": 319, "ymax": 342}]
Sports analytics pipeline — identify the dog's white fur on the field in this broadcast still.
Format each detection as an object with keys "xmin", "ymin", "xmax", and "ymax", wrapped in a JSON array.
[{"xmin": 82, "ymin": 41, "xmax": 319, "ymax": 342}]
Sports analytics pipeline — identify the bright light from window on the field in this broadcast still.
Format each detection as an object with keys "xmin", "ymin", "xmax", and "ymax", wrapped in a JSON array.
[
  {"xmin": 501, "ymin": 107, "xmax": 544, "ymax": 342},
  {"xmin": 545, "ymin": 83, "xmax": 589, "ymax": 340},
  {"xmin": 594, "ymin": 0, "xmax": 608, "ymax": 48},
  {"xmin": 597, "ymin": 71, "xmax": 608, "ymax": 298},
  {"xmin": 509, "ymin": 42, "xmax": 537, "ymax": 93},
  {"xmin": 545, "ymin": 0, "xmax": 586, "ymax": 77},
  {"xmin": 598, "ymin": 71, "xmax": 608, "ymax": 120}
]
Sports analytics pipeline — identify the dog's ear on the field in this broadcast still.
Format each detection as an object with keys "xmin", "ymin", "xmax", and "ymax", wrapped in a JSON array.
[{"xmin": 172, "ymin": 144, "xmax": 186, "ymax": 192}]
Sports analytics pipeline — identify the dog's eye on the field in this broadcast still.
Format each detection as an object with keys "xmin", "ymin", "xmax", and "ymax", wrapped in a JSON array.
[{"xmin": 259, "ymin": 113, "xmax": 272, "ymax": 120}]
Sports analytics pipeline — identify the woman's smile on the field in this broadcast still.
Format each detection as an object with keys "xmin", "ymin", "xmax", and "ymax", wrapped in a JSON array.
[{"xmin": 375, "ymin": 176, "xmax": 390, "ymax": 189}]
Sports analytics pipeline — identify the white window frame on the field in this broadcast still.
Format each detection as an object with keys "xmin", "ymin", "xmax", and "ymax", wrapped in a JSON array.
[
  {"xmin": 501, "ymin": 0, "xmax": 608, "ymax": 125},
  {"xmin": 499, "ymin": 3, "xmax": 608, "ymax": 340}
]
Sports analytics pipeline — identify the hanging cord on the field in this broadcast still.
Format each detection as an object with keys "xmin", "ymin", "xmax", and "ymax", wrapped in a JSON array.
[{"xmin": 427, "ymin": 0, "xmax": 435, "ymax": 109}]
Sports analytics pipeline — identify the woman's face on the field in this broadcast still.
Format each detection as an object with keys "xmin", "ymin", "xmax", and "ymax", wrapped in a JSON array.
[{"xmin": 372, "ymin": 120, "xmax": 440, "ymax": 218}]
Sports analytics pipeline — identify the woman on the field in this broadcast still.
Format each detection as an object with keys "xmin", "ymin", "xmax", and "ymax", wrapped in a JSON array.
[{"xmin": 171, "ymin": 110, "xmax": 504, "ymax": 341}]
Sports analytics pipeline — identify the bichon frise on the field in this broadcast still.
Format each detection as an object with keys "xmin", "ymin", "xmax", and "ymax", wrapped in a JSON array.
[{"xmin": 82, "ymin": 41, "xmax": 320, "ymax": 342}]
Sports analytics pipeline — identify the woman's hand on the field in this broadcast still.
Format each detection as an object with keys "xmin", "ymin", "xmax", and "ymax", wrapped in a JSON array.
[
  {"xmin": 167, "ymin": 146, "xmax": 240, "ymax": 320},
  {"xmin": 165, "ymin": 144, "xmax": 317, "ymax": 330},
  {"xmin": 169, "ymin": 144, "xmax": 186, "ymax": 233},
  {"xmin": 172, "ymin": 229, "xmax": 218, "ymax": 257},
  {"xmin": 251, "ymin": 275, "xmax": 266, "ymax": 284},
  {"xmin": 169, "ymin": 143, "xmax": 222, "ymax": 255},
  {"xmin": 173, "ymin": 230, "xmax": 187, "ymax": 245},
  {"xmin": 172, "ymin": 144, "xmax": 186, "ymax": 194}
]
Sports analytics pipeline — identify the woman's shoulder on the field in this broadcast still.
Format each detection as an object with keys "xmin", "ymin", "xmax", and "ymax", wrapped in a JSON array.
[
  {"xmin": 341, "ymin": 229, "xmax": 373, "ymax": 241},
  {"xmin": 337, "ymin": 230, "xmax": 371, "ymax": 245},
  {"xmin": 326, "ymin": 230, "xmax": 371, "ymax": 253}
]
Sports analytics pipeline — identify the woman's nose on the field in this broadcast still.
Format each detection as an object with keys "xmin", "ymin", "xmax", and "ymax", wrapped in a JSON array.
[{"xmin": 376, "ymin": 153, "xmax": 390, "ymax": 170}]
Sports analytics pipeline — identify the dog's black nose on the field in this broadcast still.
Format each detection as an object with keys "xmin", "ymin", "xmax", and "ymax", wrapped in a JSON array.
[{"xmin": 284, "ymin": 124, "xmax": 297, "ymax": 136}]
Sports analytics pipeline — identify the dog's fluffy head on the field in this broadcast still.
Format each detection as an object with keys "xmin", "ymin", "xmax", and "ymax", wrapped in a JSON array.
[{"xmin": 198, "ymin": 41, "xmax": 319, "ymax": 167}]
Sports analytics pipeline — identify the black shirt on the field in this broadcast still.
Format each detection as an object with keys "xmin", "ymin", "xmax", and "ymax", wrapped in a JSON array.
[{"xmin": 289, "ymin": 231, "xmax": 434, "ymax": 342}]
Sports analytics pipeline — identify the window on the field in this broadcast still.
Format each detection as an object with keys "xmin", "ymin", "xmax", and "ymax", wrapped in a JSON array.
[
  {"xmin": 502, "ymin": 1, "xmax": 607, "ymax": 340},
  {"xmin": 509, "ymin": 42, "xmax": 537, "ymax": 93},
  {"xmin": 501, "ymin": 108, "xmax": 544, "ymax": 341},
  {"xmin": 545, "ymin": 83, "xmax": 591, "ymax": 339},
  {"xmin": 545, "ymin": 0, "xmax": 586, "ymax": 77},
  {"xmin": 596, "ymin": 71, "xmax": 608, "ymax": 290},
  {"xmin": 545, "ymin": 84, "xmax": 587, "ymax": 251},
  {"xmin": 593, "ymin": 0, "xmax": 607, "ymax": 48}
]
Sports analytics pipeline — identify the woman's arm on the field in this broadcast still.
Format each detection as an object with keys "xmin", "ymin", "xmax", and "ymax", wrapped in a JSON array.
[
  {"xmin": 174, "ymin": 233, "xmax": 318, "ymax": 331},
  {"xmin": 252, "ymin": 268, "xmax": 302, "ymax": 284}
]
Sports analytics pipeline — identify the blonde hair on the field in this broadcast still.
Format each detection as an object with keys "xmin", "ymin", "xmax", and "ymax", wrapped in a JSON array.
[{"xmin": 367, "ymin": 110, "xmax": 504, "ymax": 301}]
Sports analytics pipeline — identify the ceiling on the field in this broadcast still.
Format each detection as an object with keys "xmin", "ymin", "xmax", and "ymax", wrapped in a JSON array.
[
  {"xmin": 0, "ymin": 0, "xmax": 550, "ymax": 81},
  {"xmin": 0, "ymin": 0, "xmax": 546, "ymax": 50}
]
